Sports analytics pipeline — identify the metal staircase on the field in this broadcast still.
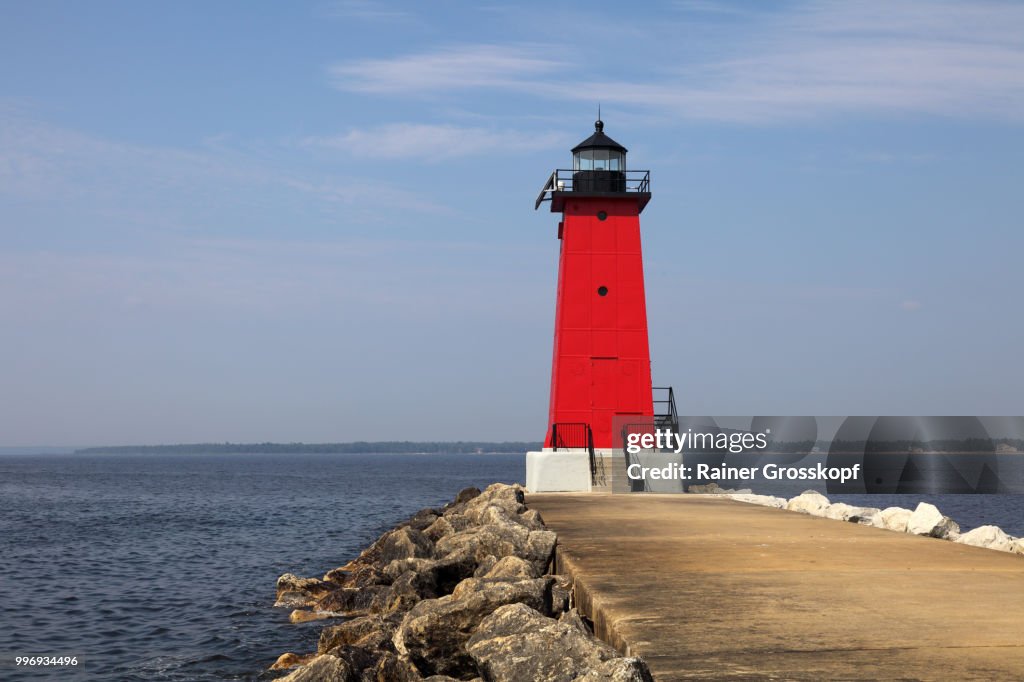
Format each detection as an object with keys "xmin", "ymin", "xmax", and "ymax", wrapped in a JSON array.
[{"xmin": 652, "ymin": 386, "xmax": 678, "ymax": 433}]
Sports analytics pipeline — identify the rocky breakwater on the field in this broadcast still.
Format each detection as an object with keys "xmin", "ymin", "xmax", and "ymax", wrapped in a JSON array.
[{"xmin": 269, "ymin": 483, "xmax": 653, "ymax": 682}]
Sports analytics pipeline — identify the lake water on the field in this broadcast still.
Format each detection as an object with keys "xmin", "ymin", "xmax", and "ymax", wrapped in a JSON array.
[
  {"xmin": 0, "ymin": 453, "xmax": 523, "ymax": 681},
  {"xmin": 1, "ymin": 452, "xmax": 1021, "ymax": 681}
]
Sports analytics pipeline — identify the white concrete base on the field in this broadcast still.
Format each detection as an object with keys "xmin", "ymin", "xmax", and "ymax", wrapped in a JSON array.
[{"xmin": 526, "ymin": 449, "xmax": 591, "ymax": 492}]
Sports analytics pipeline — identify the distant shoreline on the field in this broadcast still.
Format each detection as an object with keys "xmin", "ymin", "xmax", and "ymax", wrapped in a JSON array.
[{"xmin": 71, "ymin": 442, "xmax": 541, "ymax": 455}]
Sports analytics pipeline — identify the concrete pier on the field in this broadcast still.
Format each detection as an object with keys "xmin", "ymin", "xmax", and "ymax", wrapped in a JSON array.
[{"xmin": 528, "ymin": 493, "xmax": 1024, "ymax": 681}]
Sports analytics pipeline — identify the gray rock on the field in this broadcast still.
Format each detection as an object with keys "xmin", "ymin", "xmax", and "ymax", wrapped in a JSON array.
[
  {"xmin": 956, "ymin": 525, "xmax": 1022, "ymax": 553},
  {"xmin": 481, "ymin": 555, "xmax": 539, "ymax": 580},
  {"xmin": 319, "ymin": 615, "xmax": 397, "ymax": 654},
  {"xmin": 403, "ymin": 508, "xmax": 441, "ymax": 532},
  {"xmin": 393, "ymin": 578, "xmax": 553, "ymax": 677},
  {"xmin": 435, "ymin": 524, "xmax": 529, "ymax": 564},
  {"xmin": 873, "ymin": 506, "xmax": 913, "ymax": 532},
  {"xmin": 472, "ymin": 555, "xmax": 498, "ymax": 577},
  {"xmin": 323, "ymin": 563, "xmax": 390, "ymax": 588},
  {"xmin": 275, "ymin": 573, "xmax": 336, "ymax": 608},
  {"xmin": 461, "ymin": 484, "xmax": 527, "ymax": 523},
  {"xmin": 276, "ymin": 654, "xmax": 352, "ymax": 682},
  {"xmin": 363, "ymin": 652, "xmax": 423, "ymax": 682},
  {"xmin": 343, "ymin": 527, "xmax": 435, "ymax": 571},
  {"xmin": 453, "ymin": 486, "xmax": 482, "ymax": 505},
  {"xmin": 786, "ymin": 491, "xmax": 830, "ymax": 516},
  {"xmin": 824, "ymin": 502, "xmax": 879, "ymax": 524},
  {"xmin": 551, "ymin": 574, "xmax": 573, "ymax": 617},
  {"xmin": 423, "ymin": 516, "xmax": 456, "ymax": 542},
  {"xmin": 382, "ymin": 570, "xmax": 440, "ymax": 615},
  {"xmin": 559, "ymin": 607, "xmax": 589, "ymax": 634},
  {"xmin": 577, "ymin": 658, "xmax": 655, "ymax": 682},
  {"xmin": 383, "ymin": 558, "xmax": 437, "ymax": 582},
  {"xmin": 523, "ymin": 530, "xmax": 558, "ymax": 575},
  {"xmin": 906, "ymin": 502, "xmax": 960, "ymax": 539},
  {"xmin": 466, "ymin": 603, "xmax": 619, "ymax": 681},
  {"xmin": 315, "ymin": 584, "xmax": 392, "ymax": 616},
  {"xmin": 520, "ymin": 508, "xmax": 546, "ymax": 530}
]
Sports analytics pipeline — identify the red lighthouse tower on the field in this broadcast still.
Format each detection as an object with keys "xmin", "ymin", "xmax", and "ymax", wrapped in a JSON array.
[{"xmin": 528, "ymin": 119, "xmax": 664, "ymax": 491}]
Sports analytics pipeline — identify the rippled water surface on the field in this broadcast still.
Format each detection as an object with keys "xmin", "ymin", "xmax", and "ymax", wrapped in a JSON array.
[
  {"xmin": 3, "ymin": 452, "xmax": 1022, "ymax": 681},
  {"xmin": 0, "ymin": 453, "xmax": 523, "ymax": 681}
]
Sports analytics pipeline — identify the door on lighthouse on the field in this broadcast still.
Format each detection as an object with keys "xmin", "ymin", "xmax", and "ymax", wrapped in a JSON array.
[{"xmin": 591, "ymin": 358, "xmax": 617, "ymax": 447}]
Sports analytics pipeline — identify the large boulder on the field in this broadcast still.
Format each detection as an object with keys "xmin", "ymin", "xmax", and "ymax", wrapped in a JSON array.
[
  {"xmin": 289, "ymin": 609, "xmax": 340, "ymax": 624},
  {"xmin": 423, "ymin": 516, "xmax": 457, "ymax": 542},
  {"xmin": 481, "ymin": 555, "xmax": 539, "ymax": 581},
  {"xmin": 955, "ymin": 525, "xmax": 1021, "ymax": 553},
  {"xmin": 382, "ymin": 570, "xmax": 442, "ymax": 615},
  {"xmin": 551, "ymin": 574, "xmax": 573, "ymax": 617},
  {"xmin": 276, "ymin": 654, "xmax": 352, "ymax": 682},
  {"xmin": 319, "ymin": 615, "xmax": 397, "ymax": 654},
  {"xmin": 402, "ymin": 508, "xmax": 442, "ymax": 532},
  {"xmin": 315, "ymin": 584, "xmax": 392, "ymax": 616},
  {"xmin": 786, "ymin": 491, "xmax": 830, "ymax": 516},
  {"xmin": 275, "ymin": 573, "xmax": 337, "ymax": 608},
  {"xmin": 460, "ymin": 484, "xmax": 527, "ymax": 523},
  {"xmin": 269, "ymin": 652, "xmax": 315, "ymax": 671},
  {"xmin": 434, "ymin": 522, "xmax": 550, "ymax": 573},
  {"xmin": 382, "ymin": 554, "xmax": 478, "ymax": 597},
  {"xmin": 872, "ymin": 506, "xmax": 913, "ymax": 532},
  {"xmin": 906, "ymin": 502, "xmax": 960, "ymax": 539},
  {"xmin": 343, "ymin": 527, "xmax": 435, "ymax": 570},
  {"xmin": 467, "ymin": 603, "xmax": 651, "ymax": 682},
  {"xmin": 393, "ymin": 578, "xmax": 553, "ymax": 678},
  {"xmin": 323, "ymin": 562, "xmax": 390, "ymax": 588},
  {"xmin": 365, "ymin": 652, "xmax": 424, "ymax": 682},
  {"xmin": 824, "ymin": 503, "xmax": 879, "ymax": 524}
]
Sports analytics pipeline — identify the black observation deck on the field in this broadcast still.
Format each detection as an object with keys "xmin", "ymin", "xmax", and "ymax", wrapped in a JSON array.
[{"xmin": 534, "ymin": 168, "xmax": 651, "ymax": 212}]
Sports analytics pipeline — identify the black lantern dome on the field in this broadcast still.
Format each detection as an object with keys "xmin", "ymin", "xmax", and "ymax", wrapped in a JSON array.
[{"xmin": 571, "ymin": 119, "xmax": 627, "ymax": 192}]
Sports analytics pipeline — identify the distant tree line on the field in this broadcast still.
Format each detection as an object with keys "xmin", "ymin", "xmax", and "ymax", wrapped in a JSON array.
[
  {"xmin": 762, "ymin": 439, "xmax": 1024, "ymax": 453},
  {"xmin": 74, "ymin": 441, "xmax": 542, "ymax": 455}
]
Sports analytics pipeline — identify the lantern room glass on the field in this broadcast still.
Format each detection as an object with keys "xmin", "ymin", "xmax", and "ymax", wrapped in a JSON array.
[{"xmin": 574, "ymin": 149, "xmax": 625, "ymax": 172}]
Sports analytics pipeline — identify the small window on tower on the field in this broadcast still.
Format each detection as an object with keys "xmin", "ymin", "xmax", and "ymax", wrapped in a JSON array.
[
  {"xmin": 597, "ymin": 211, "xmax": 607, "ymax": 221},
  {"xmin": 597, "ymin": 286, "xmax": 609, "ymax": 296}
]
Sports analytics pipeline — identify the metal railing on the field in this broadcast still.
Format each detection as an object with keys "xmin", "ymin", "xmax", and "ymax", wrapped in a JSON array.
[
  {"xmin": 652, "ymin": 386, "xmax": 678, "ymax": 433},
  {"xmin": 550, "ymin": 422, "xmax": 597, "ymax": 480},
  {"xmin": 535, "ymin": 169, "xmax": 651, "ymax": 209}
]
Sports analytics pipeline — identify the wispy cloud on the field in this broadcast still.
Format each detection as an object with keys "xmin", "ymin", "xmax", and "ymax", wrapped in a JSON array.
[
  {"xmin": 328, "ymin": 2, "xmax": 1024, "ymax": 123},
  {"xmin": 303, "ymin": 123, "xmax": 565, "ymax": 161},
  {"xmin": 329, "ymin": 43, "xmax": 566, "ymax": 94},
  {"xmin": 0, "ymin": 115, "xmax": 448, "ymax": 219}
]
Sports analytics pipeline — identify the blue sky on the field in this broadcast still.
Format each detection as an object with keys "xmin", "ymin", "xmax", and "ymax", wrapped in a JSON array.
[{"xmin": 2, "ymin": 1, "xmax": 1023, "ymax": 446}]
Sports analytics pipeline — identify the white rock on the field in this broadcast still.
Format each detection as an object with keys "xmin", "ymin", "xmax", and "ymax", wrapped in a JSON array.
[
  {"xmin": 726, "ymin": 493, "xmax": 787, "ymax": 509},
  {"xmin": 906, "ymin": 502, "xmax": 960, "ymax": 539},
  {"xmin": 873, "ymin": 507, "xmax": 913, "ymax": 532},
  {"xmin": 955, "ymin": 525, "xmax": 1021, "ymax": 554},
  {"xmin": 824, "ymin": 503, "xmax": 880, "ymax": 524},
  {"xmin": 786, "ymin": 490, "xmax": 831, "ymax": 516}
]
